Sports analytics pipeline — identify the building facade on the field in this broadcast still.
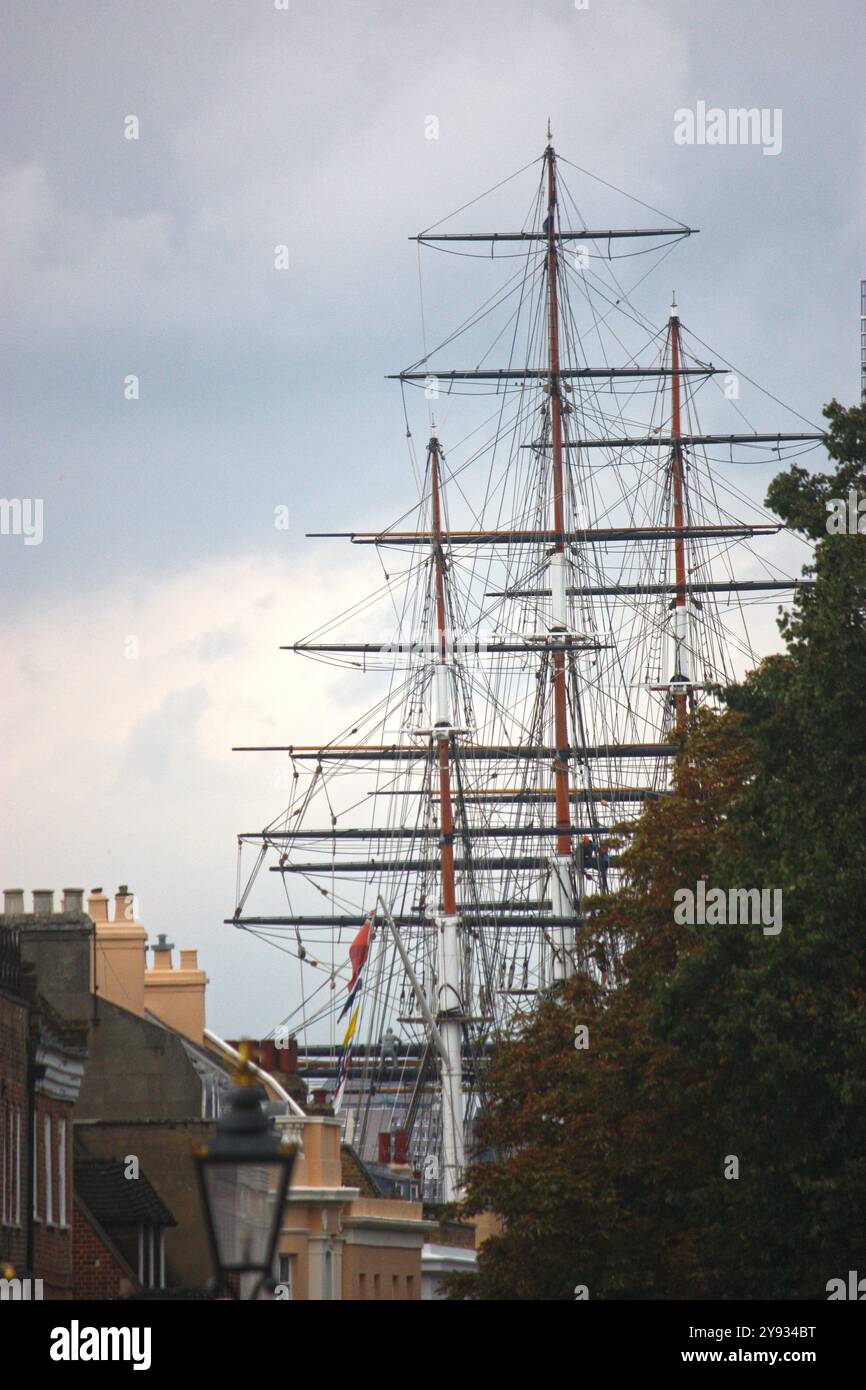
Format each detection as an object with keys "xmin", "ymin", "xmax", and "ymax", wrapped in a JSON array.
[{"xmin": 4, "ymin": 883, "xmax": 487, "ymax": 1299}]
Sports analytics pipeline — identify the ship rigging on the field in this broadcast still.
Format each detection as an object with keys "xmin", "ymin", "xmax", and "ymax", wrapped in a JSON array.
[{"xmin": 228, "ymin": 133, "xmax": 822, "ymax": 1202}]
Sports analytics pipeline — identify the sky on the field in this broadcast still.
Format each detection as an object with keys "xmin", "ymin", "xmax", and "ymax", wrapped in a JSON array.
[{"xmin": 1, "ymin": 0, "xmax": 863, "ymax": 1037}]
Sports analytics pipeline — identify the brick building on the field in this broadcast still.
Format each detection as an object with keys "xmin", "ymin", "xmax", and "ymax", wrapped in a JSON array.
[
  {"xmin": 9, "ymin": 886, "xmax": 228, "ymax": 1293},
  {"xmin": 0, "ymin": 923, "xmax": 29, "ymax": 1278},
  {"xmin": 31, "ymin": 999, "xmax": 88, "ymax": 1297},
  {"xmin": 72, "ymin": 1196, "xmax": 139, "ymax": 1300},
  {"xmin": 4, "ymin": 882, "xmax": 478, "ymax": 1299},
  {"xmin": 74, "ymin": 1158, "xmax": 175, "ymax": 1295},
  {"xmin": 0, "ymin": 910, "xmax": 87, "ymax": 1298}
]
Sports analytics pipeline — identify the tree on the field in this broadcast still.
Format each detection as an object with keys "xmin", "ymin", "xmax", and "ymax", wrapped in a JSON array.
[
  {"xmin": 451, "ymin": 710, "xmax": 753, "ymax": 1299},
  {"xmin": 451, "ymin": 400, "xmax": 866, "ymax": 1300},
  {"xmin": 663, "ymin": 399, "xmax": 866, "ymax": 1296}
]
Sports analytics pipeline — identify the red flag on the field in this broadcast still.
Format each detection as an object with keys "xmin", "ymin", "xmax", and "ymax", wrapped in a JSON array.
[{"xmin": 348, "ymin": 915, "xmax": 372, "ymax": 992}]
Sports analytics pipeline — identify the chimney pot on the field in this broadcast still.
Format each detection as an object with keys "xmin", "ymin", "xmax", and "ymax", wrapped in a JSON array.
[
  {"xmin": 33, "ymin": 889, "xmax": 54, "ymax": 915},
  {"xmin": 3, "ymin": 889, "xmax": 25, "ymax": 916},
  {"xmin": 150, "ymin": 935, "xmax": 173, "ymax": 970},
  {"xmin": 274, "ymin": 1035, "xmax": 299, "ymax": 1074},
  {"xmin": 87, "ymin": 890, "xmax": 109, "ymax": 922},
  {"xmin": 311, "ymin": 1088, "xmax": 333, "ymax": 1113},
  {"xmin": 114, "ymin": 888, "xmax": 134, "ymax": 922}
]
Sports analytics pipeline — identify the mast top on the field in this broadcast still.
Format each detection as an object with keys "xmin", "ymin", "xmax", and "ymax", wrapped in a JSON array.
[
  {"xmin": 670, "ymin": 293, "xmax": 679, "ymax": 320},
  {"xmin": 546, "ymin": 117, "xmax": 553, "ymax": 149}
]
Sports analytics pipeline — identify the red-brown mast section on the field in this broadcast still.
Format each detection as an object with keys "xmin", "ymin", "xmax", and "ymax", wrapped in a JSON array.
[
  {"xmin": 545, "ymin": 140, "xmax": 573, "ymax": 859},
  {"xmin": 669, "ymin": 303, "xmax": 688, "ymax": 730},
  {"xmin": 430, "ymin": 434, "xmax": 458, "ymax": 917}
]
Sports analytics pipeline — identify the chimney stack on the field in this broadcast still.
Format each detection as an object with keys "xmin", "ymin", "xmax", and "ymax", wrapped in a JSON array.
[
  {"xmin": 90, "ymin": 884, "xmax": 146, "ymax": 1015},
  {"xmin": 87, "ymin": 889, "xmax": 109, "ymax": 922},
  {"xmin": 393, "ymin": 1128, "xmax": 410, "ymax": 1166},
  {"xmin": 62, "ymin": 888, "xmax": 84, "ymax": 914},
  {"xmin": 114, "ymin": 885, "xmax": 135, "ymax": 923},
  {"xmin": 151, "ymin": 934, "xmax": 174, "ymax": 970},
  {"xmin": 144, "ymin": 936, "xmax": 208, "ymax": 1044},
  {"xmin": 3, "ymin": 889, "xmax": 25, "ymax": 916},
  {"xmin": 32, "ymin": 889, "xmax": 54, "ymax": 915}
]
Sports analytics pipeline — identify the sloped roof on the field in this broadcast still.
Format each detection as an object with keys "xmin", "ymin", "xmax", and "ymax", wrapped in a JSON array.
[
  {"xmin": 341, "ymin": 1143, "xmax": 382, "ymax": 1197},
  {"xmin": 74, "ymin": 1158, "xmax": 176, "ymax": 1228},
  {"xmin": 35, "ymin": 991, "xmax": 88, "ymax": 1054}
]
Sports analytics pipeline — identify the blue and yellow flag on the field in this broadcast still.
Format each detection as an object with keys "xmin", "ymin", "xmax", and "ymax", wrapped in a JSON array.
[{"xmin": 333, "ymin": 1003, "xmax": 360, "ymax": 1112}]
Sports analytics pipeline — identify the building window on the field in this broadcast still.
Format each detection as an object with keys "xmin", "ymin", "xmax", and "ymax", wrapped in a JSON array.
[
  {"xmin": 0, "ymin": 1100, "xmax": 19, "ymax": 1227},
  {"xmin": 134, "ymin": 1225, "xmax": 164, "ymax": 1290},
  {"xmin": 406, "ymin": 1275, "xmax": 415, "ymax": 1299},
  {"xmin": 1, "ymin": 1101, "xmax": 7, "ymax": 1224},
  {"xmin": 373, "ymin": 1273, "xmax": 380, "ymax": 1299},
  {"xmin": 201, "ymin": 1072, "xmax": 220, "ymax": 1120},
  {"xmin": 14, "ymin": 1106, "xmax": 21, "ymax": 1226},
  {"xmin": 32, "ymin": 1111, "xmax": 39, "ymax": 1221},
  {"xmin": 392, "ymin": 1274, "xmax": 399, "ymax": 1299},
  {"xmin": 43, "ymin": 1115, "xmax": 53, "ymax": 1224},
  {"xmin": 57, "ymin": 1117, "xmax": 67, "ymax": 1227},
  {"xmin": 358, "ymin": 1272, "xmax": 366, "ymax": 1300},
  {"xmin": 277, "ymin": 1254, "xmax": 293, "ymax": 1299}
]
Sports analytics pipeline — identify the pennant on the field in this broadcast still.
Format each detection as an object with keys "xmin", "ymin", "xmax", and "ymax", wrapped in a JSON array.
[
  {"xmin": 348, "ymin": 915, "xmax": 372, "ymax": 992},
  {"xmin": 333, "ymin": 1004, "xmax": 360, "ymax": 1113},
  {"xmin": 338, "ymin": 971, "xmax": 363, "ymax": 1022},
  {"xmin": 333, "ymin": 912, "xmax": 374, "ymax": 1110}
]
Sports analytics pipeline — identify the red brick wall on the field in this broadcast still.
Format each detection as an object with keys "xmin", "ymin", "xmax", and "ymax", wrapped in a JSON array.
[
  {"xmin": 72, "ymin": 1207, "xmax": 137, "ymax": 1300},
  {"xmin": 0, "ymin": 988, "xmax": 29, "ymax": 1276},
  {"xmin": 32, "ymin": 1093, "xmax": 75, "ymax": 1298}
]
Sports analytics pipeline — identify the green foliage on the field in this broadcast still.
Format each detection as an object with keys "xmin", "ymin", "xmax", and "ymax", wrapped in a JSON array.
[{"xmin": 450, "ymin": 400, "xmax": 866, "ymax": 1300}]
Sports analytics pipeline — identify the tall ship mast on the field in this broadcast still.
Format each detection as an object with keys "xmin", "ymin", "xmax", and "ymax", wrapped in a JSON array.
[{"xmin": 229, "ymin": 134, "xmax": 822, "ymax": 1203}]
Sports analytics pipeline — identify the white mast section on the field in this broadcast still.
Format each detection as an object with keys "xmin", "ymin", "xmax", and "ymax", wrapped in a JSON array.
[
  {"xmin": 545, "ymin": 137, "xmax": 578, "ymax": 984},
  {"xmin": 428, "ymin": 429, "xmax": 465, "ymax": 1201}
]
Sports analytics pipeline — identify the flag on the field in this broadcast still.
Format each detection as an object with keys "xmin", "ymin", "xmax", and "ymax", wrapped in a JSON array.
[
  {"xmin": 333, "ymin": 1004, "xmax": 360, "ymax": 1113},
  {"xmin": 339, "ymin": 912, "xmax": 373, "ymax": 1021},
  {"xmin": 333, "ymin": 913, "xmax": 373, "ymax": 1110},
  {"xmin": 348, "ymin": 915, "xmax": 372, "ymax": 992},
  {"xmin": 338, "ymin": 972, "xmax": 363, "ymax": 1022}
]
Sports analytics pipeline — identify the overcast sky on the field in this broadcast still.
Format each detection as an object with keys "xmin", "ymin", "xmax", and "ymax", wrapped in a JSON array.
[{"xmin": 1, "ymin": 0, "xmax": 863, "ymax": 1037}]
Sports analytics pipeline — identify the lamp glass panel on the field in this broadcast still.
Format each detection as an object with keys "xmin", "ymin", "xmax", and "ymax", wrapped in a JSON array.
[{"xmin": 202, "ymin": 1160, "xmax": 282, "ymax": 1271}]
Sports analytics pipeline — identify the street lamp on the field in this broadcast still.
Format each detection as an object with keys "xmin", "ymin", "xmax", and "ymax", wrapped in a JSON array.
[{"xmin": 193, "ymin": 1052, "xmax": 298, "ymax": 1300}]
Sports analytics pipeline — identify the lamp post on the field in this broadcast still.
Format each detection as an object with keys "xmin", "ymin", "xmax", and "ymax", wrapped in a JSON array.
[{"xmin": 193, "ymin": 1050, "xmax": 297, "ymax": 1300}]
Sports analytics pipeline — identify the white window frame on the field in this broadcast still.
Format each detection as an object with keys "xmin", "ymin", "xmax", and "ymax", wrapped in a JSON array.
[
  {"xmin": 13, "ymin": 1106, "xmax": 21, "ymax": 1227},
  {"xmin": 32, "ymin": 1110, "xmax": 40, "ymax": 1222},
  {"xmin": 43, "ymin": 1114, "xmax": 53, "ymax": 1225},
  {"xmin": 277, "ymin": 1253, "xmax": 294, "ymax": 1299},
  {"xmin": 57, "ymin": 1116, "xmax": 67, "ymax": 1227},
  {"xmin": 1, "ymin": 1100, "xmax": 7, "ymax": 1225}
]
